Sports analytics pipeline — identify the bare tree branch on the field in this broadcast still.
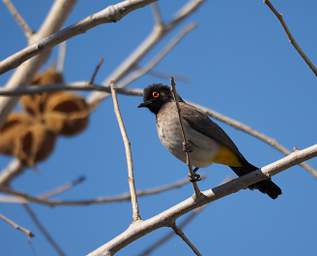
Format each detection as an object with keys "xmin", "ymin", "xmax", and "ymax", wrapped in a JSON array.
[
  {"xmin": 39, "ymin": 176, "xmax": 86, "ymax": 198},
  {"xmin": 0, "ymin": 0, "xmax": 156, "ymax": 76},
  {"xmin": 170, "ymin": 78, "xmax": 201, "ymax": 197},
  {"xmin": 0, "ymin": 0, "xmax": 77, "ymax": 127},
  {"xmin": 0, "ymin": 213, "xmax": 34, "ymax": 238},
  {"xmin": 88, "ymin": 144, "xmax": 317, "ymax": 256},
  {"xmin": 110, "ymin": 82, "xmax": 141, "ymax": 222},
  {"xmin": 23, "ymin": 205, "xmax": 65, "ymax": 256},
  {"xmin": 0, "ymin": 82, "xmax": 143, "ymax": 97},
  {"xmin": 0, "ymin": 176, "xmax": 198, "ymax": 206},
  {"xmin": 264, "ymin": 0, "xmax": 317, "ymax": 77},
  {"xmin": 2, "ymin": 0, "xmax": 33, "ymax": 39},
  {"xmin": 170, "ymin": 222, "xmax": 202, "ymax": 256}
]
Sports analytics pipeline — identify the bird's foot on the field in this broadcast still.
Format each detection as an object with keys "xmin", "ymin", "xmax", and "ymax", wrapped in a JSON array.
[
  {"xmin": 189, "ymin": 173, "xmax": 201, "ymax": 182},
  {"xmin": 182, "ymin": 141, "xmax": 193, "ymax": 153}
]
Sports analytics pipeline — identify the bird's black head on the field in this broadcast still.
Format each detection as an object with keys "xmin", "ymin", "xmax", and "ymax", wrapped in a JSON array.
[{"xmin": 138, "ymin": 84, "xmax": 183, "ymax": 114}]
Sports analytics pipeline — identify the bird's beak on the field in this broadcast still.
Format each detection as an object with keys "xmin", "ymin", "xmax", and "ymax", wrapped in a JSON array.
[{"xmin": 137, "ymin": 100, "xmax": 152, "ymax": 108}]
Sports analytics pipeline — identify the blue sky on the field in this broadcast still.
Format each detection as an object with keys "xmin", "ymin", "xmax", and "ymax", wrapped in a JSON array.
[{"xmin": 1, "ymin": 1, "xmax": 316, "ymax": 255}]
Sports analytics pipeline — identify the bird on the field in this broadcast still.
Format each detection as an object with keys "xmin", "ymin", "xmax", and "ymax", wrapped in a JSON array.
[{"xmin": 138, "ymin": 84, "xmax": 282, "ymax": 199}]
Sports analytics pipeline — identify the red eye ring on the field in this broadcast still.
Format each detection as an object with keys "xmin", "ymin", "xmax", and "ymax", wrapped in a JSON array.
[{"xmin": 152, "ymin": 91, "xmax": 160, "ymax": 98}]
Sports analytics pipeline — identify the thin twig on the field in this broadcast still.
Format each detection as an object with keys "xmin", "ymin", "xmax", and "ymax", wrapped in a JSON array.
[
  {"xmin": 89, "ymin": 58, "xmax": 104, "ymax": 84},
  {"xmin": 264, "ymin": 0, "xmax": 317, "ymax": 77},
  {"xmin": 110, "ymin": 81, "xmax": 141, "ymax": 222},
  {"xmin": 23, "ymin": 205, "xmax": 65, "ymax": 256},
  {"xmin": 2, "ymin": 0, "xmax": 33, "ymax": 39},
  {"xmin": 170, "ymin": 222, "xmax": 202, "ymax": 256},
  {"xmin": 170, "ymin": 78, "xmax": 201, "ymax": 197},
  {"xmin": 0, "ymin": 213, "xmax": 34, "ymax": 238},
  {"xmin": 0, "ymin": 176, "xmax": 196, "ymax": 206},
  {"xmin": 56, "ymin": 41, "xmax": 67, "ymax": 72},
  {"xmin": 39, "ymin": 176, "xmax": 86, "ymax": 198},
  {"xmin": 0, "ymin": 82, "xmax": 143, "ymax": 97},
  {"xmin": 137, "ymin": 208, "xmax": 203, "ymax": 256},
  {"xmin": 88, "ymin": 144, "xmax": 317, "ymax": 256}
]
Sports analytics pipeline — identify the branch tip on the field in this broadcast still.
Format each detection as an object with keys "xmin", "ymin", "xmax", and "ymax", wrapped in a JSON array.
[
  {"xmin": 3, "ymin": 0, "xmax": 33, "ymax": 39},
  {"xmin": 264, "ymin": 0, "xmax": 317, "ymax": 76}
]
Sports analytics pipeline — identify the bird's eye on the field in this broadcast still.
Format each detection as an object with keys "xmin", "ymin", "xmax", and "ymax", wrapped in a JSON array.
[{"xmin": 152, "ymin": 91, "xmax": 160, "ymax": 98}]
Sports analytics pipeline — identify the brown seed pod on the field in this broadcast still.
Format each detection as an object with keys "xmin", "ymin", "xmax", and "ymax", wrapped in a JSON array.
[
  {"xmin": 0, "ymin": 113, "xmax": 32, "ymax": 155},
  {"xmin": 14, "ymin": 122, "xmax": 57, "ymax": 166},
  {"xmin": 45, "ymin": 92, "xmax": 90, "ymax": 136},
  {"xmin": 43, "ymin": 112, "xmax": 66, "ymax": 134},
  {"xmin": 20, "ymin": 94, "xmax": 45, "ymax": 116},
  {"xmin": 20, "ymin": 68, "xmax": 65, "ymax": 116}
]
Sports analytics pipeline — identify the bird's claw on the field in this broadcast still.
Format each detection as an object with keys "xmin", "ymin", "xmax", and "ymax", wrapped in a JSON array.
[{"xmin": 189, "ymin": 173, "xmax": 201, "ymax": 182}]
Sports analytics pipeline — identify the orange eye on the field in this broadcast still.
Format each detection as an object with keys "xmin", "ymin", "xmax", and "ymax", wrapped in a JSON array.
[{"xmin": 152, "ymin": 91, "xmax": 160, "ymax": 98}]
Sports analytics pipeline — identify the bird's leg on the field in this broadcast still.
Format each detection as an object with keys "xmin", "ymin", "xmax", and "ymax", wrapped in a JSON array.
[
  {"xmin": 182, "ymin": 141, "xmax": 192, "ymax": 153},
  {"xmin": 189, "ymin": 167, "xmax": 201, "ymax": 182},
  {"xmin": 182, "ymin": 141, "xmax": 201, "ymax": 182}
]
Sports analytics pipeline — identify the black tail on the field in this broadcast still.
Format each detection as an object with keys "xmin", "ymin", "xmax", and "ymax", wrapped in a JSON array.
[{"xmin": 230, "ymin": 164, "xmax": 282, "ymax": 200}]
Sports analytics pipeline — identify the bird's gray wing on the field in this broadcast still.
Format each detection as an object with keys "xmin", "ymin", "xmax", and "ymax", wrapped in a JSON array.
[{"xmin": 180, "ymin": 102, "xmax": 247, "ymax": 163}]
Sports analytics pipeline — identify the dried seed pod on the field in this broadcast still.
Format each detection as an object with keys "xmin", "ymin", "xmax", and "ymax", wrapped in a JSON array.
[
  {"xmin": 14, "ymin": 122, "xmax": 57, "ymax": 166},
  {"xmin": 20, "ymin": 94, "xmax": 45, "ymax": 116},
  {"xmin": 43, "ymin": 112, "xmax": 66, "ymax": 134},
  {"xmin": 45, "ymin": 92, "xmax": 90, "ymax": 136},
  {"xmin": 0, "ymin": 113, "xmax": 32, "ymax": 155},
  {"xmin": 20, "ymin": 68, "xmax": 65, "ymax": 115}
]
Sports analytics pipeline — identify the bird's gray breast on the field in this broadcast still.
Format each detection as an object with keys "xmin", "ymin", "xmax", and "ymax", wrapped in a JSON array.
[{"xmin": 156, "ymin": 102, "xmax": 219, "ymax": 167}]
